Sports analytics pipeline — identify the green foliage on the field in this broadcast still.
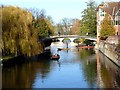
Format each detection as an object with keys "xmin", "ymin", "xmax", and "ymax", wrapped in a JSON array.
[
  {"xmin": 80, "ymin": 0, "xmax": 97, "ymax": 36},
  {"xmin": 62, "ymin": 38, "xmax": 71, "ymax": 43},
  {"xmin": 2, "ymin": 6, "xmax": 43, "ymax": 56},
  {"xmin": 74, "ymin": 38, "xmax": 85, "ymax": 44},
  {"xmin": 2, "ymin": 6, "xmax": 55, "ymax": 57},
  {"xmin": 100, "ymin": 14, "xmax": 115, "ymax": 40},
  {"xmin": 31, "ymin": 9, "xmax": 54, "ymax": 38},
  {"xmin": 63, "ymin": 38, "xmax": 70, "ymax": 40},
  {"xmin": 83, "ymin": 39, "xmax": 93, "ymax": 46},
  {"xmin": 74, "ymin": 38, "xmax": 94, "ymax": 46},
  {"xmin": 37, "ymin": 18, "xmax": 54, "ymax": 38}
]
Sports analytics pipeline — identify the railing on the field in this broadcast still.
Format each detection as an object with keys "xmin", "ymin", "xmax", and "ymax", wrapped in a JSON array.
[
  {"xmin": 50, "ymin": 35, "xmax": 78, "ymax": 38},
  {"xmin": 50, "ymin": 35, "xmax": 97, "ymax": 41}
]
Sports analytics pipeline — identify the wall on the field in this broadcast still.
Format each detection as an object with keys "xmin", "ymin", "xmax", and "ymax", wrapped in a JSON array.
[
  {"xmin": 114, "ymin": 25, "xmax": 120, "ymax": 35},
  {"xmin": 99, "ymin": 41, "xmax": 120, "ymax": 67}
]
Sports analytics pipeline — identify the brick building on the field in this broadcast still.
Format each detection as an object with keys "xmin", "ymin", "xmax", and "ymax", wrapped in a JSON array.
[{"xmin": 96, "ymin": 2, "xmax": 120, "ymax": 45}]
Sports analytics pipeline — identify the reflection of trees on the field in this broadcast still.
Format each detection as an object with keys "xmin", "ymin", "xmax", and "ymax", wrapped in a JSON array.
[
  {"xmin": 100, "ymin": 65, "xmax": 113, "ymax": 88},
  {"xmin": 0, "ymin": 65, "xmax": 2, "ymax": 89},
  {"xmin": 79, "ymin": 49, "xmax": 97, "ymax": 88},
  {"xmin": 97, "ymin": 51, "xmax": 120, "ymax": 88},
  {"xmin": 82, "ymin": 60, "xmax": 97, "ymax": 88},
  {"xmin": 2, "ymin": 59, "xmax": 51, "ymax": 88},
  {"xmin": 39, "ymin": 60, "xmax": 51, "ymax": 79},
  {"xmin": 79, "ymin": 49, "xmax": 95, "ymax": 60}
]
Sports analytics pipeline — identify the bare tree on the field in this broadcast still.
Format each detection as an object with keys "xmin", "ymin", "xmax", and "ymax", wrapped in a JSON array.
[
  {"xmin": 28, "ymin": 8, "xmax": 46, "ymax": 19},
  {"xmin": 60, "ymin": 18, "xmax": 72, "ymax": 35},
  {"xmin": 71, "ymin": 19, "xmax": 81, "ymax": 35}
]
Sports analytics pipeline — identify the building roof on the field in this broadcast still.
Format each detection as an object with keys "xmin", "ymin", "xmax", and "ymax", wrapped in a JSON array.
[{"xmin": 97, "ymin": 2, "xmax": 120, "ymax": 16}]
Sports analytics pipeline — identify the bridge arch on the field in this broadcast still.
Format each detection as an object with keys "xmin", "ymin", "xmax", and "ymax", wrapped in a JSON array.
[
  {"xmin": 57, "ymin": 37, "xmax": 77, "ymax": 42},
  {"xmin": 51, "ymin": 35, "xmax": 97, "ymax": 44}
]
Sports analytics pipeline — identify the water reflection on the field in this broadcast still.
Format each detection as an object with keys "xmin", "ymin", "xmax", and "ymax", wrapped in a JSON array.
[
  {"xmin": 96, "ymin": 50, "xmax": 120, "ymax": 88},
  {"xmin": 79, "ymin": 48, "xmax": 95, "ymax": 59},
  {"xmin": 2, "ymin": 59, "xmax": 52, "ymax": 88},
  {"xmin": 79, "ymin": 49, "xmax": 97, "ymax": 88},
  {"xmin": 2, "ymin": 42, "xmax": 120, "ymax": 89}
]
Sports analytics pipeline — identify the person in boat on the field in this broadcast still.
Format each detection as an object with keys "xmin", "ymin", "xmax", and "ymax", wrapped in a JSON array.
[
  {"xmin": 57, "ymin": 54, "xmax": 60, "ymax": 57},
  {"xmin": 52, "ymin": 53, "xmax": 59, "ymax": 57},
  {"xmin": 51, "ymin": 54, "xmax": 60, "ymax": 60}
]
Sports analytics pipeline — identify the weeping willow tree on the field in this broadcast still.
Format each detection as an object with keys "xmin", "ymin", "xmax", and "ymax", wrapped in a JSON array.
[{"xmin": 2, "ymin": 6, "xmax": 43, "ymax": 56}]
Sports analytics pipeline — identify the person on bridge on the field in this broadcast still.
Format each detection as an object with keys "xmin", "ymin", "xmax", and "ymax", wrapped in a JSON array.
[{"xmin": 58, "ymin": 32, "xmax": 60, "ymax": 36}]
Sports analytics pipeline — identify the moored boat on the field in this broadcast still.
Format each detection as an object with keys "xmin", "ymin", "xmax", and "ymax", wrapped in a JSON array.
[{"xmin": 57, "ymin": 48, "xmax": 70, "ymax": 51}]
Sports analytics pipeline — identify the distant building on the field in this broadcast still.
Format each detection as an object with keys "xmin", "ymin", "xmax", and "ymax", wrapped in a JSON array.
[
  {"xmin": 61, "ymin": 24, "xmax": 73, "ymax": 35},
  {"xmin": 96, "ymin": 2, "xmax": 120, "ymax": 44}
]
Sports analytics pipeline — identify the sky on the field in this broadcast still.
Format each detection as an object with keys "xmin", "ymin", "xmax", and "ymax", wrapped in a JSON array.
[{"xmin": 0, "ymin": 0, "xmax": 119, "ymax": 23}]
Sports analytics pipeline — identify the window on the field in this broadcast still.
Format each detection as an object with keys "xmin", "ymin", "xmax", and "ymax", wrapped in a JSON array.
[
  {"xmin": 100, "ymin": 14, "xmax": 104, "ymax": 16},
  {"xmin": 117, "ymin": 32, "xmax": 118, "ymax": 35},
  {"xmin": 114, "ymin": 20, "xmax": 120, "ymax": 25},
  {"xmin": 100, "ymin": 9, "xmax": 105, "ymax": 16},
  {"xmin": 103, "ymin": 3, "xmax": 108, "ymax": 8},
  {"xmin": 118, "ymin": 21, "xmax": 120, "ymax": 25},
  {"xmin": 116, "ymin": 10, "xmax": 120, "ymax": 16}
]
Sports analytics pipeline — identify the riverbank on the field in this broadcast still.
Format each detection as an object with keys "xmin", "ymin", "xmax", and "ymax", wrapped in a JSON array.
[
  {"xmin": 1, "ymin": 38, "xmax": 52, "ymax": 61},
  {"xmin": 2, "ymin": 50, "xmax": 51, "ymax": 68},
  {"xmin": 98, "ymin": 40, "xmax": 120, "ymax": 67},
  {"xmin": 0, "ymin": 55, "xmax": 17, "ymax": 61},
  {"xmin": 3, "ymin": 41, "xmax": 120, "ymax": 88}
]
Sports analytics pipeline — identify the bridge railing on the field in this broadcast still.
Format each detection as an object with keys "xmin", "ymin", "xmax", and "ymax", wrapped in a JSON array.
[
  {"xmin": 50, "ymin": 35, "xmax": 97, "ymax": 41},
  {"xmin": 50, "ymin": 35, "xmax": 78, "ymax": 38}
]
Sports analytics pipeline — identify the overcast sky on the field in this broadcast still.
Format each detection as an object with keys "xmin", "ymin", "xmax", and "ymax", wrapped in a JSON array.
[{"xmin": 1, "ymin": 0, "xmax": 119, "ymax": 23}]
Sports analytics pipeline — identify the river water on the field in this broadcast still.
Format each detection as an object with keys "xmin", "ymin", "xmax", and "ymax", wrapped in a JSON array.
[{"xmin": 2, "ymin": 42, "xmax": 120, "ymax": 88}]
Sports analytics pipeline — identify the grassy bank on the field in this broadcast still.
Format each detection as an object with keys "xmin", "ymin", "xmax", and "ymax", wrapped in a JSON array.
[{"xmin": 0, "ymin": 55, "xmax": 16, "ymax": 61}]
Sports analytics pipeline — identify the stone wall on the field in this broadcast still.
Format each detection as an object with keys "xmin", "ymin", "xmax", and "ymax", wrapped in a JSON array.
[
  {"xmin": 114, "ymin": 25, "xmax": 120, "ymax": 35},
  {"xmin": 99, "ymin": 41, "xmax": 120, "ymax": 67},
  {"xmin": 106, "ymin": 35, "xmax": 120, "ymax": 45}
]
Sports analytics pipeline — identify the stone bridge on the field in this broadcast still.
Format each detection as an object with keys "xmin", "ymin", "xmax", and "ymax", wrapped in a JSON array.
[{"xmin": 50, "ymin": 35, "xmax": 97, "ymax": 42}]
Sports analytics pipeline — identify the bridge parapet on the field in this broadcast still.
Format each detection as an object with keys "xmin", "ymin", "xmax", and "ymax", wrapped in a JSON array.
[
  {"xmin": 85, "ymin": 37, "xmax": 97, "ymax": 41},
  {"xmin": 51, "ymin": 35, "xmax": 97, "ymax": 41},
  {"xmin": 50, "ymin": 35, "xmax": 78, "ymax": 38}
]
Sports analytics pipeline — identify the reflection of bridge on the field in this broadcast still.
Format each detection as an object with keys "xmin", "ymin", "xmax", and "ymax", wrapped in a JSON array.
[
  {"xmin": 57, "ymin": 38, "xmax": 76, "ymax": 42},
  {"xmin": 50, "ymin": 35, "xmax": 97, "ymax": 42}
]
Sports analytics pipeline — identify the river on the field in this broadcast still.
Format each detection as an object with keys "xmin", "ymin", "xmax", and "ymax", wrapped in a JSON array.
[{"xmin": 2, "ymin": 42, "xmax": 120, "ymax": 88}]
